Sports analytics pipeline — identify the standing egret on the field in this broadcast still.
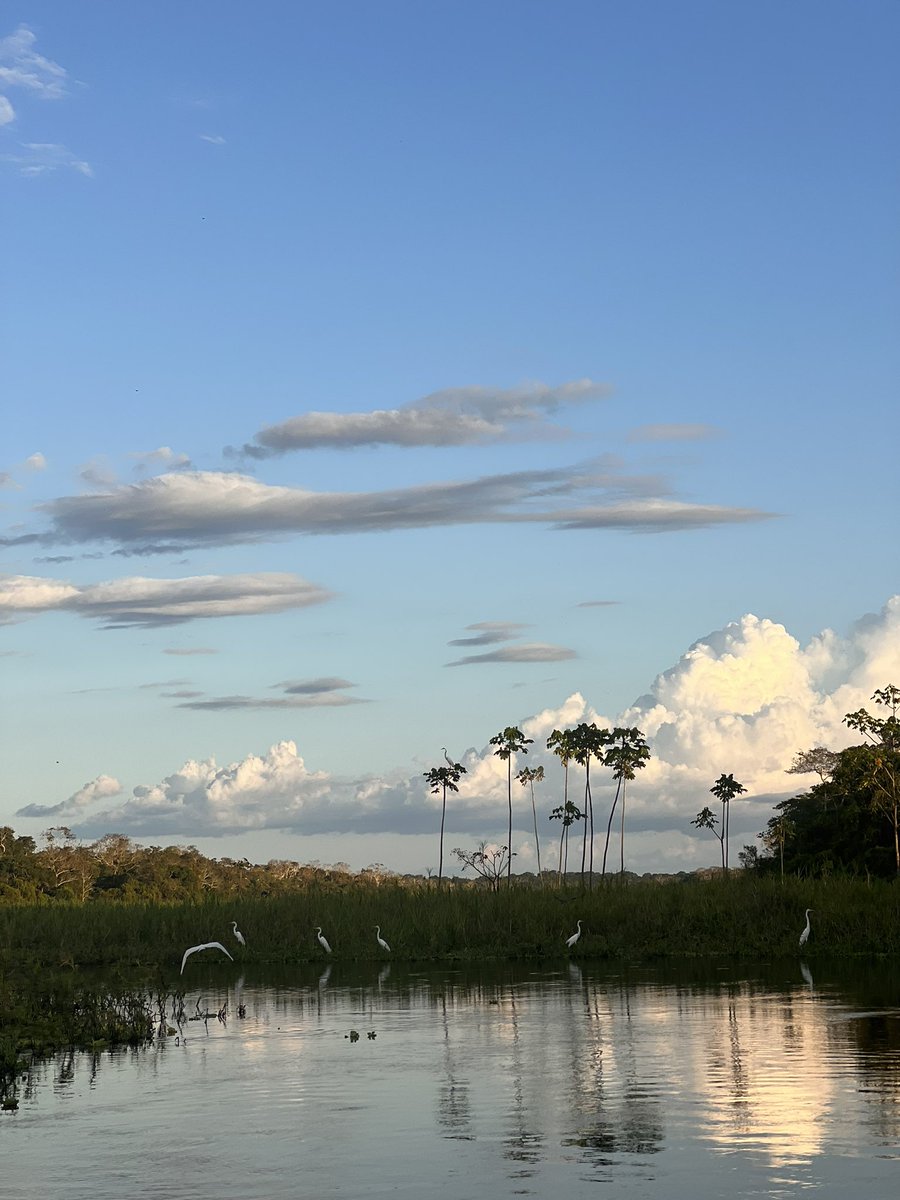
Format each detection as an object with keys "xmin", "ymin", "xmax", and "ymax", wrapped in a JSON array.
[
  {"xmin": 442, "ymin": 747, "xmax": 454, "ymax": 768},
  {"xmin": 375, "ymin": 925, "xmax": 391, "ymax": 952},
  {"xmin": 180, "ymin": 941, "xmax": 234, "ymax": 975},
  {"xmin": 565, "ymin": 919, "xmax": 582, "ymax": 949},
  {"xmin": 231, "ymin": 920, "xmax": 246, "ymax": 947},
  {"xmin": 316, "ymin": 927, "xmax": 332, "ymax": 954},
  {"xmin": 799, "ymin": 908, "xmax": 813, "ymax": 948}
]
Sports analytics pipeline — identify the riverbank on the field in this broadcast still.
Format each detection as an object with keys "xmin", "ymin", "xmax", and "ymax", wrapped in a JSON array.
[{"xmin": 1, "ymin": 874, "xmax": 897, "ymax": 972}]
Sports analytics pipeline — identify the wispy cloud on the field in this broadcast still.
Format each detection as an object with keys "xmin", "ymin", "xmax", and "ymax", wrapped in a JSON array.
[
  {"xmin": 235, "ymin": 378, "xmax": 611, "ymax": 456},
  {"xmin": 447, "ymin": 621, "xmax": 529, "ymax": 647},
  {"xmin": 0, "ymin": 27, "xmax": 90, "ymax": 177},
  {"xmin": 178, "ymin": 676, "xmax": 364, "ymax": 711},
  {"xmin": 577, "ymin": 599, "xmax": 619, "ymax": 608},
  {"xmin": 199, "ymin": 133, "xmax": 226, "ymax": 145},
  {"xmin": 13, "ymin": 466, "xmax": 772, "ymax": 553},
  {"xmin": 130, "ymin": 446, "xmax": 192, "ymax": 474},
  {"xmin": 0, "ymin": 25, "xmax": 69, "ymax": 121},
  {"xmin": 3, "ymin": 141, "xmax": 92, "ymax": 177},
  {"xmin": 163, "ymin": 647, "xmax": 218, "ymax": 656},
  {"xmin": 446, "ymin": 643, "xmax": 577, "ymax": 667},
  {"xmin": 627, "ymin": 423, "xmax": 720, "ymax": 443},
  {"xmin": 0, "ymin": 572, "xmax": 333, "ymax": 628}
]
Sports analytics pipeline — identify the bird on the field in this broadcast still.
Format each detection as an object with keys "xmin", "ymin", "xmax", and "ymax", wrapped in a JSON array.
[
  {"xmin": 180, "ymin": 941, "xmax": 234, "ymax": 975},
  {"xmin": 316, "ymin": 927, "xmax": 332, "ymax": 953},
  {"xmin": 375, "ymin": 925, "xmax": 391, "ymax": 952},
  {"xmin": 565, "ymin": 919, "xmax": 583, "ymax": 949},
  {"xmin": 799, "ymin": 908, "xmax": 813, "ymax": 948},
  {"xmin": 231, "ymin": 920, "xmax": 246, "ymax": 946},
  {"xmin": 442, "ymin": 747, "xmax": 454, "ymax": 768}
]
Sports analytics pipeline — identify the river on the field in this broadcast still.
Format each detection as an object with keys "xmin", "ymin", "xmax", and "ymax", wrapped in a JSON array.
[{"xmin": 2, "ymin": 959, "xmax": 898, "ymax": 1198}]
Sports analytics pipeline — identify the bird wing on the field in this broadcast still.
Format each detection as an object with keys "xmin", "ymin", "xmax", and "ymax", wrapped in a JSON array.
[{"xmin": 209, "ymin": 941, "xmax": 234, "ymax": 959}]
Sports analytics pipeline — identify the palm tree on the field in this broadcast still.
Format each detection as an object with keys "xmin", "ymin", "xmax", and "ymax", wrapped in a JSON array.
[
  {"xmin": 709, "ymin": 772, "xmax": 746, "ymax": 872},
  {"xmin": 547, "ymin": 728, "xmax": 578, "ymax": 886},
  {"xmin": 602, "ymin": 726, "xmax": 650, "ymax": 875},
  {"xmin": 517, "ymin": 765, "xmax": 545, "ymax": 884},
  {"xmin": 571, "ymin": 723, "xmax": 611, "ymax": 888},
  {"xmin": 489, "ymin": 727, "xmax": 533, "ymax": 887},
  {"xmin": 423, "ymin": 755, "xmax": 467, "ymax": 884}
]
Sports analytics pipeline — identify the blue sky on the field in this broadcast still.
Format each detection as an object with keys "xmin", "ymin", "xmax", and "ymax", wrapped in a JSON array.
[{"xmin": 2, "ymin": 1, "xmax": 898, "ymax": 875}]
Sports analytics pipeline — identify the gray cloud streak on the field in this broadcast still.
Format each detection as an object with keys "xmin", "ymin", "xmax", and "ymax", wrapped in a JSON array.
[
  {"xmin": 19, "ymin": 466, "xmax": 773, "ymax": 553},
  {"xmin": 238, "ymin": 378, "xmax": 611, "ymax": 456},
  {"xmin": 445, "ymin": 642, "xmax": 577, "ymax": 667}
]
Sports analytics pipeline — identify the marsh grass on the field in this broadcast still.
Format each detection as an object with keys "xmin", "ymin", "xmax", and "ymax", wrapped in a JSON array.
[{"xmin": 1, "ymin": 873, "xmax": 897, "ymax": 973}]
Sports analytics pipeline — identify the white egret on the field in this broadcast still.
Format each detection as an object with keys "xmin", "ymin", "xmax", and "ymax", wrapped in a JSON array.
[
  {"xmin": 375, "ymin": 925, "xmax": 391, "ymax": 952},
  {"xmin": 231, "ymin": 920, "xmax": 246, "ymax": 946},
  {"xmin": 565, "ymin": 919, "xmax": 582, "ymax": 949},
  {"xmin": 442, "ymin": 747, "xmax": 454, "ymax": 768},
  {"xmin": 180, "ymin": 941, "xmax": 234, "ymax": 975},
  {"xmin": 316, "ymin": 927, "xmax": 332, "ymax": 953},
  {"xmin": 799, "ymin": 908, "xmax": 813, "ymax": 948}
]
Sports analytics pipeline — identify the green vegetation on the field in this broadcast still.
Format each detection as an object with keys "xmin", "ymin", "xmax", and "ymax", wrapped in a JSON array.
[
  {"xmin": 755, "ymin": 686, "xmax": 900, "ymax": 878},
  {"xmin": 1, "ymin": 874, "xmax": 898, "ymax": 977}
]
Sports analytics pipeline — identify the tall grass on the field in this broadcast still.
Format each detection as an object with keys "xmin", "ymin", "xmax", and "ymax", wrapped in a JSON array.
[{"xmin": 0, "ymin": 874, "xmax": 897, "ymax": 972}]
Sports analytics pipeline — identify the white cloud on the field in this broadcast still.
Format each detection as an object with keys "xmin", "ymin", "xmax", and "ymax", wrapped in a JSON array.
[
  {"xmin": 130, "ymin": 446, "xmax": 191, "ymax": 473},
  {"xmin": 199, "ymin": 134, "xmax": 226, "ymax": 145},
  {"xmin": 39, "ymin": 596, "xmax": 900, "ymax": 870},
  {"xmin": 17, "ymin": 774, "xmax": 122, "ymax": 818},
  {"xmin": 0, "ymin": 571, "xmax": 333, "ymax": 627},
  {"xmin": 24, "ymin": 451, "xmax": 46, "ymax": 471},
  {"xmin": 3, "ymin": 142, "xmax": 92, "ymax": 177},
  {"xmin": 0, "ymin": 95, "xmax": 13, "ymax": 125},
  {"xmin": 0, "ymin": 26, "xmax": 69, "ymax": 101}
]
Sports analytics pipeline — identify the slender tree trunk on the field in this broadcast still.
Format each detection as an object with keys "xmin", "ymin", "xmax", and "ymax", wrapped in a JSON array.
[
  {"xmin": 507, "ymin": 758, "xmax": 513, "ymax": 888},
  {"xmin": 619, "ymin": 778, "xmax": 626, "ymax": 874},
  {"xmin": 720, "ymin": 800, "xmax": 727, "ymax": 871},
  {"xmin": 558, "ymin": 823, "xmax": 564, "ymax": 883},
  {"xmin": 602, "ymin": 777, "xmax": 623, "ymax": 875},
  {"xmin": 529, "ymin": 781, "xmax": 543, "ymax": 885},
  {"xmin": 586, "ymin": 764, "xmax": 593, "ymax": 890},
  {"xmin": 439, "ymin": 785, "xmax": 446, "ymax": 883}
]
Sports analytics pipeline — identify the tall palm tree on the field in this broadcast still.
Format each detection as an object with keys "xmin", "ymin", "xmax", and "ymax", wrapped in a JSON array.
[
  {"xmin": 602, "ymin": 726, "xmax": 650, "ymax": 875},
  {"xmin": 547, "ymin": 728, "xmax": 578, "ymax": 886},
  {"xmin": 571, "ymin": 723, "xmax": 611, "ymax": 888},
  {"xmin": 517, "ymin": 765, "xmax": 545, "ymax": 884},
  {"xmin": 423, "ymin": 756, "xmax": 467, "ymax": 884},
  {"xmin": 709, "ymin": 772, "xmax": 746, "ymax": 872},
  {"xmin": 489, "ymin": 727, "xmax": 533, "ymax": 887}
]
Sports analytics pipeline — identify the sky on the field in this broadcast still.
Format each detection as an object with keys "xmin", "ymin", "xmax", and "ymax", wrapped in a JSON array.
[{"xmin": 2, "ymin": 1, "xmax": 898, "ymax": 877}]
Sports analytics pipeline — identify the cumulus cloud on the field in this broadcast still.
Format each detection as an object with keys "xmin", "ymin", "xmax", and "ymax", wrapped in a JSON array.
[
  {"xmin": 0, "ymin": 571, "xmax": 333, "ymax": 627},
  {"xmin": 627, "ymin": 424, "xmax": 720, "ymax": 443},
  {"xmin": 24, "ymin": 451, "xmax": 46, "ymax": 471},
  {"xmin": 17, "ymin": 774, "xmax": 121, "ymax": 818},
  {"xmin": 236, "ymin": 378, "xmax": 610, "ymax": 456},
  {"xmin": 446, "ymin": 643, "xmax": 578, "ymax": 667},
  {"xmin": 18, "ymin": 466, "xmax": 772, "ymax": 552},
  {"xmin": 38, "ymin": 596, "xmax": 900, "ymax": 872}
]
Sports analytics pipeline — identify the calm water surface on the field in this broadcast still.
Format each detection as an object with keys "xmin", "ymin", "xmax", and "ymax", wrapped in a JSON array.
[{"xmin": 3, "ymin": 959, "xmax": 899, "ymax": 1198}]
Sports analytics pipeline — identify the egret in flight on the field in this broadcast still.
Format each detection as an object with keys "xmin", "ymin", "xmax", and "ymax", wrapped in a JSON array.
[
  {"xmin": 565, "ymin": 920, "xmax": 582, "ymax": 949},
  {"xmin": 316, "ymin": 927, "xmax": 332, "ymax": 954},
  {"xmin": 375, "ymin": 925, "xmax": 391, "ymax": 952},
  {"xmin": 180, "ymin": 941, "xmax": 234, "ymax": 975},
  {"xmin": 231, "ymin": 920, "xmax": 246, "ymax": 946},
  {"xmin": 799, "ymin": 908, "xmax": 813, "ymax": 948}
]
